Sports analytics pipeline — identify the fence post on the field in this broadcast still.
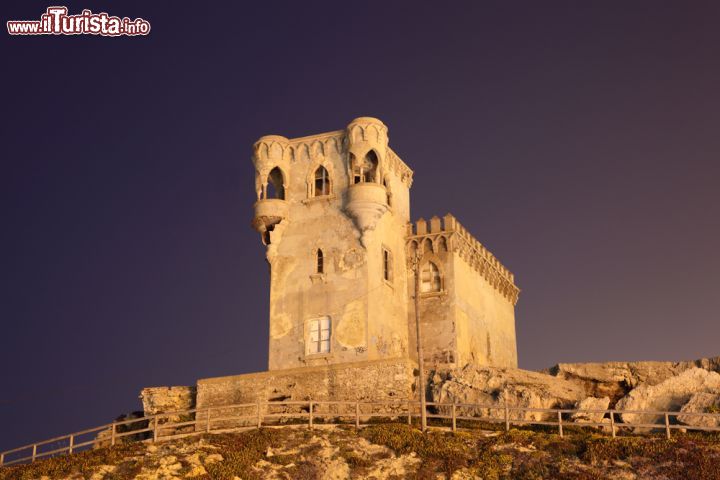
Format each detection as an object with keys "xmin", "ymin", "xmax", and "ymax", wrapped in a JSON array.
[
  {"xmin": 355, "ymin": 402, "xmax": 360, "ymax": 429},
  {"xmin": 32, "ymin": 444, "xmax": 37, "ymax": 463},
  {"xmin": 557, "ymin": 411, "xmax": 563, "ymax": 437},
  {"xmin": 111, "ymin": 422, "xmax": 116, "ymax": 446},
  {"xmin": 309, "ymin": 402, "xmax": 314, "ymax": 430},
  {"xmin": 665, "ymin": 413, "xmax": 671, "ymax": 439},
  {"xmin": 609, "ymin": 410, "xmax": 616, "ymax": 438},
  {"xmin": 69, "ymin": 434, "xmax": 74, "ymax": 454},
  {"xmin": 257, "ymin": 402, "xmax": 262, "ymax": 429},
  {"xmin": 407, "ymin": 400, "xmax": 412, "ymax": 425},
  {"xmin": 153, "ymin": 417, "xmax": 158, "ymax": 442},
  {"xmin": 206, "ymin": 409, "xmax": 212, "ymax": 433},
  {"xmin": 504, "ymin": 392, "xmax": 510, "ymax": 432},
  {"xmin": 1, "ymin": 452, "xmax": 5, "ymax": 466},
  {"xmin": 452, "ymin": 403, "xmax": 457, "ymax": 432}
]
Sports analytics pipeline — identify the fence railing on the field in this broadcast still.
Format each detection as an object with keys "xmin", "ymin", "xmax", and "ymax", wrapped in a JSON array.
[{"xmin": 2, "ymin": 398, "xmax": 719, "ymax": 467}]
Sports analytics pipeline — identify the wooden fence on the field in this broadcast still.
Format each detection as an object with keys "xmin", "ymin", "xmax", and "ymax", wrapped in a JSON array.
[{"xmin": 2, "ymin": 399, "xmax": 719, "ymax": 467}]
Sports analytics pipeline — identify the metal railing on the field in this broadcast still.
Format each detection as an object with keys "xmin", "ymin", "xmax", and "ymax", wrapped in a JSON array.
[{"xmin": 2, "ymin": 398, "xmax": 719, "ymax": 467}]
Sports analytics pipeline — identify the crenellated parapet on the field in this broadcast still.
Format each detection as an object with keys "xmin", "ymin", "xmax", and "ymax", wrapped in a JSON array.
[{"xmin": 406, "ymin": 214, "xmax": 520, "ymax": 305}]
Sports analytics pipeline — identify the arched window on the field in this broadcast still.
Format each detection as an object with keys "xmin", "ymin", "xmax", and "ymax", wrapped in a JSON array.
[
  {"xmin": 351, "ymin": 150, "xmax": 379, "ymax": 184},
  {"xmin": 316, "ymin": 249, "xmax": 324, "ymax": 274},
  {"xmin": 313, "ymin": 166, "xmax": 331, "ymax": 196},
  {"xmin": 266, "ymin": 167, "xmax": 285, "ymax": 200},
  {"xmin": 420, "ymin": 261, "xmax": 441, "ymax": 293}
]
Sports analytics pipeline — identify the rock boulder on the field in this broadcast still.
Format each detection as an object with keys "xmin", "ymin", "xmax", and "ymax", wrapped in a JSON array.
[
  {"xmin": 677, "ymin": 392, "xmax": 720, "ymax": 429},
  {"xmin": 545, "ymin": 356, "xmax": 720, "ymax": 404},
  {"xmin": 430, "ymin": 365, "xmax": 586, "ymax": 422},
  {"xmin": 615, "ymin": 368, "xmax": 720, "ymax": 427},
  {"xmin": 570, "ymin": 396, "xmax": 610, "ymax": 424}
]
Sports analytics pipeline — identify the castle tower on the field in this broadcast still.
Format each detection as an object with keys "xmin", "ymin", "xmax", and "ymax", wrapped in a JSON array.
[
  {"xmin": 251, "ymin": 118, "xmax": 414, "ymax": 370},
  {"xmin": 406, "ymin": 215, "xmax": 520, "ymax": 369}
]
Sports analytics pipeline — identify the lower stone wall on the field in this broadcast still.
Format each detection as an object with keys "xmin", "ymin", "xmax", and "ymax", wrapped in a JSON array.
[
  {"xmin": 195, "ymin": 358, "xmax": 417, "ymax": 429},
  {"xmin": 197, "ymin": 358, "xmax": 417, "ymax": 407}
]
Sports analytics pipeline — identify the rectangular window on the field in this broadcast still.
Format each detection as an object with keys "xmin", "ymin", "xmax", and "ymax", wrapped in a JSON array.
[
  {"xmin": 308, "ymin": 316, "xmax": 331, "ymax": 354},
  {"xmin": 382, "ymin": 248, "xmax": 393, "ymax": 283}
]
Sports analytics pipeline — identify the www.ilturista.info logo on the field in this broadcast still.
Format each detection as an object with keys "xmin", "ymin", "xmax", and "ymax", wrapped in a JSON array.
[{"xmin": 7, "ymin": 6, "xmax": 150, "ymax": 36}]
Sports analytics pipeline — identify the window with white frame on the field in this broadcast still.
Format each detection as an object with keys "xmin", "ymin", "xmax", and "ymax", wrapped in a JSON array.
[{"xmin": 307, "ymin": 316, "xmax": 331, "ymax": 354}]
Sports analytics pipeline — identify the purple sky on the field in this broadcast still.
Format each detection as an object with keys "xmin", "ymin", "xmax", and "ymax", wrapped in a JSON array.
[{"xmin": 1, "ymin": 1, "xmax": 719, "ymax": 450}]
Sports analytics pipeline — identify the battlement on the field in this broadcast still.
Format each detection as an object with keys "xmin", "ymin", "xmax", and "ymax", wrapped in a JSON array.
[{"xmin": 406, "ymin": 214, "xmax": 520, "ymax": 304}]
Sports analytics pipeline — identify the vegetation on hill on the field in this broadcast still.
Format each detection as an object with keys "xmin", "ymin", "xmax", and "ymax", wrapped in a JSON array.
[{"xmin": 2, "ymin": 423, "xmax": 719, "ymax": 479}]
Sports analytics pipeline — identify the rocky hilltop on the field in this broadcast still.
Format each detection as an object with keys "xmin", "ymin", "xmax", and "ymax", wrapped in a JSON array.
[
  {"xmin": 3, "ymin": 423, "xmax": 720, "ymax": 480},
  {"xmin": 430, "ymin": 356, "xmax": 720, "ymax": 429}
]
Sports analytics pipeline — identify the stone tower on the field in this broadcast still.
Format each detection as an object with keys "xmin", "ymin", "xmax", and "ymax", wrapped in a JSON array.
[
  {"xmin": 252, "ymin": 118, "xmax": 414, "ymax": 370},
  {"xmin": 251, "ymin": 117, "xmax": 519, "ymax": 372}
]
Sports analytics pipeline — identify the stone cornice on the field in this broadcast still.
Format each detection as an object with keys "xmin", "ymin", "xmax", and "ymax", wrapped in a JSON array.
[{"xmin": 406, "ymin": 214, "xmax": 520, "ymax": 305}]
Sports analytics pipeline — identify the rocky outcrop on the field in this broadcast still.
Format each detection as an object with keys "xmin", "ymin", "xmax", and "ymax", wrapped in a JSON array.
[
  {"xmin": 615, "ymin": 368, "xmax": 720, "ymax": 427},
  {"xmin": 570, "ymin": 396, "xmax": 610, "ymax": 424},
  {"xmin": 677, "ymin": 392, "xmax": 720, "ymax": 429},
  {"xmin": 545, "ymin": 356, "xmax": 720, "ymax": 404},
  {"xmin": 430, "ymin": 364, "xmax": 586, "ymax": 421}
]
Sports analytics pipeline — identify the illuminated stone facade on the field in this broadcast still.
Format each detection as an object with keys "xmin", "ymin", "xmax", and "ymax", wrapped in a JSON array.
[{"xmin": 251, "ymin": 117, "xmax": 519, "ymax": 371}]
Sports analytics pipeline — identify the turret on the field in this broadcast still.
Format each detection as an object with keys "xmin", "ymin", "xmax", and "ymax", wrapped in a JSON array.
[
  {"xmin": 344, "ymin": 117, "xmax": 390, "ymax": 246},
  {"xmin": 251, "ymin": 135, "xmax": 290, "ymax": 248}
]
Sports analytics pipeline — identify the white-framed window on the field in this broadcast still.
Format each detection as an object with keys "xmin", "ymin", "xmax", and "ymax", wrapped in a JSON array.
[
  {"xmin": 307, "ymin": 316, "xmax": 331, "ymax": 354},
  {"xmin": 382, "ymin": 247, "xmax": 393, "ymax": 283}
]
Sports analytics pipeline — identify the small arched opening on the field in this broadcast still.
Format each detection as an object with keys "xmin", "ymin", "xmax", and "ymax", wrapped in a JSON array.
[
  {"xmin": 316, "ymin": 249, "xmax": 324, "ymax": 274},
  {"xmin": 351, "ymin": 150, "xmax": 379, "ymax": 184},
  {"xmin": 422, "ymin": 238, "xmax": 433, "ymax": 255},
  {"xmin": 437, "ymin": 236, "xmax": 448, "ymax": 253},
  {"xmin": 265, "ymin": 167, "xmax": 285, "ymax": 200}
]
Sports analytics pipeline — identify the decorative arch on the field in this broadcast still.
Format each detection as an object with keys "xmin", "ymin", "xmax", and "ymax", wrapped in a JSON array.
[
  {"xmin": 437, "ymin": 236, "xmax": 448, "ymax": 253},
  {"xmin": 350, "ymin": 149, "xmax": 379, "ymax": 184},
  {"xmin": 408, "ymin": 240, "xmax": 419, "ymax": 259},
  {"xmin": 422, "ymin": 238, "xmax": 434, "ymax": 255},
  {"xmin": 265, "ymin": 166, "xmax": 286, "ymax": 200}
]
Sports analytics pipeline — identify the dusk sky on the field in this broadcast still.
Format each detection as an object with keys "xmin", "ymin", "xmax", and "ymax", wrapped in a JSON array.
[{"xmin": 2, "ymin": 1, "xmax": 719, "ymax": 450}]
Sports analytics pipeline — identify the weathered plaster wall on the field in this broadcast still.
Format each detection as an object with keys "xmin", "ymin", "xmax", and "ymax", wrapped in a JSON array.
[{"xmin": 452, "ymin": 256, "xmax": 518, "ymax": 368}]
